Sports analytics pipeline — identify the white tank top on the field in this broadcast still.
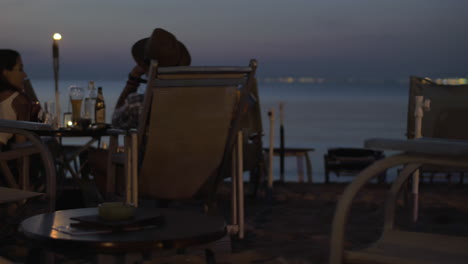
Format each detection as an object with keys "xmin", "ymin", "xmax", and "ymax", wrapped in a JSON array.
[{"xmin": 0, "ymin": 92, "xmax": 19, "ymax": 144}]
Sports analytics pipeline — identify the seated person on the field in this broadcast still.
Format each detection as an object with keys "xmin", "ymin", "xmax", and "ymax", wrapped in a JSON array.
[
  {"xmin": 89, "ymin": 28, "xmax": 191, "ymax": 195},
  {"xmin": 112, "ymin": 27, "xmax": 191, "ymax": 129},
  {"xmin": 0, "ymin": 49, "xmax": 43, "ymax": 217},
  {"xmin": 0, "ymin": 49, "xmax": 40, "ymax": 146}
]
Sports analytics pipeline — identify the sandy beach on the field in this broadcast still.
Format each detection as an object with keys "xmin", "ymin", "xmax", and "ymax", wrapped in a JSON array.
[
  {"xmin": 1, "ymin": 181, "xmax": 468, "ymax": 263},
  {"xmin": 209, "ymin": 182, "xmax": 468, "ymax": 264}
]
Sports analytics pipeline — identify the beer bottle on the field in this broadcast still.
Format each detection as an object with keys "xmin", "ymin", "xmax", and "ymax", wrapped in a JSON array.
[
  {"xmin": 84, "ymin": 81, "xmax": 97, "ymax": 124},
  {"xmin": 95, "ymin": 87, "xmax": 106, "ymax": 124}
]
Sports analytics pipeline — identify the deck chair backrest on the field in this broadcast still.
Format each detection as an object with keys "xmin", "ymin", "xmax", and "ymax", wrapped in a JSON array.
[
  {"xmin": 407, "ymin": 76, "xmax": 468, "ymax": 140},
  {"xmin": 138, "ymin": 60, "xmax": 257, "ymax": 200}
]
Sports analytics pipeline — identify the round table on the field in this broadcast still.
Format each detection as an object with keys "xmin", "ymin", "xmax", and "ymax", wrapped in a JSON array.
[{"xmin": 19, "ymin": 207, "xmax": 226, "ymax": 255}]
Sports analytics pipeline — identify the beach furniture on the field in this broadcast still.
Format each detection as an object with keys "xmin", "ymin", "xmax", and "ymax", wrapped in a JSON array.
[
  {"xmin": 239, "ymin": 77, "xmax": 267, "ymax": 196},
  {"xmin": 330, "ymin": 137, "xmax": 468, "ymax": 264},
  {"xmin": 265, "ymin": 147, "xmax": 314, "ymax": 182},
  {"xmin": 324, "ymin": 147, "xmax": 385, "ymax": 183},
  {"xmin": 0, "ymin": 119, "xmax": 56, "ymax": 211},
  {"xmin": 107, "ymin": 59, "xmax": 258, "ymax": 240},
  {"xmin": 407, "ymin": 76, "xmax": 468, "ymax": 184},
  {"xmin": 264, "ymin": 103, "xmax": 315, "ymax": 183},
  {"xmin": 406, "ymin": 76, "xmax": 468, "ymax": 222}
]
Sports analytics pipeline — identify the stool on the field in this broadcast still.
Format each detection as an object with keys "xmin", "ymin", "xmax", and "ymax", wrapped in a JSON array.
[{"xmin": 264, "ymin": 147, "xmax": 314, "ymax": 182}]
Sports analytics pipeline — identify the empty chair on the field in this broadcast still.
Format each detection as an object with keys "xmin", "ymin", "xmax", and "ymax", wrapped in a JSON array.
[
  {"xmin": 329, "ymin": 137, "xmax": 468, "ymax": 264},
  {"xmin": 407, "ymin": 76, "xmax": 468, "ymax": 183}
]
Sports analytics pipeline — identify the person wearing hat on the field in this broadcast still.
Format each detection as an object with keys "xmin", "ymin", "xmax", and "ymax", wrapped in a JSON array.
[
  {"xmin": 112, "ymin": 28, "xmax": 191, "ymax": 129},
  {"xmin": 88, "ymin": 28, "xmax": 191, "ymax": 196}
]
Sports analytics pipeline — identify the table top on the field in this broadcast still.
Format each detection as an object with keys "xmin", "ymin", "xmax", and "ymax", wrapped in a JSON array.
[
  {"xmin": 364, "ymin": 137, "xmax": 468, "ymax": 156},
  {"xmin": 263, "ymin": 147, "xmax": 315, "ymax": 152},
  {"xmin": 19, "ymin": 207, "xmax": 226, "ymax": 254},
  {"xmin": 35, "ymin": 125, "xmax": 114, "ymax": 138}
]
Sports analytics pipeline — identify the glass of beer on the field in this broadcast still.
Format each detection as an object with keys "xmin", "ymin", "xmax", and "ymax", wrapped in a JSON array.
[{"xmin": 69, "ymin": 86, "xmax": 85, "ymax": 126}]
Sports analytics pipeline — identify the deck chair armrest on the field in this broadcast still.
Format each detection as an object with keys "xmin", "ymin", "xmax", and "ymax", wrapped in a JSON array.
[
  {"xmin": 329, "ymin": 152, "xmax": 468, "ymax": 264},
  {"xmin": 329, "ymin": 153, "xmax": 415, "ymax": 264}
]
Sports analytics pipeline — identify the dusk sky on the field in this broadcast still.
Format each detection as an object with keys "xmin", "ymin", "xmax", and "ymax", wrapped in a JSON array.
[{"xmin": 2, "ymin": 0, "xmax": 467, "ymax": 80}]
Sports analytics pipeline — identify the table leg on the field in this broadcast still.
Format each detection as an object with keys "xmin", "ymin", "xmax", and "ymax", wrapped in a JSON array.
[
  {"xmin": 296, "ymin": 154, "xmax": 304, "ymax": 183},
  {"xmin": 305, "ymin": 152, "xmax": 313, "ymax": 183}
]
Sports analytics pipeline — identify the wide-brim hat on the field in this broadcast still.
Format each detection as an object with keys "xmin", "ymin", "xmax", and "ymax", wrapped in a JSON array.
[{"xmin": 131, "ymin": 28, "xmax": 191, "ymax": 70}]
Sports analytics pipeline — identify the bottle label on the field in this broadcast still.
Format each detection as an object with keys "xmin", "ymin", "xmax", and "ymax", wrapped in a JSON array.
[{"xmin": 95, "ymin": 108, "xmax": 105, "ymax": 124}]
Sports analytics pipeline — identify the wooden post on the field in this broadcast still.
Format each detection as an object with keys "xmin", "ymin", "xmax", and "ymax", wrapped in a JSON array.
[
  {"xmin": 237, "ymin": 131, "xmax": 244, "ymax": 239},
  {"xmin": 124, "ymin": 135, "xmax": 131, "ymax": 204},
  {"xmin": 268, "ymin": 109, "xmax": 275, "ymax": 189},
  {"xmin": 279, "ymin": 102, "xmax": 285, "ymax": 182},
  {"xmin": 131, "ymin": 132, "xmax": 138, "ymax": 207},
  {"xmin": 412, "ymin": 96, "xmax": 430, "ymax": 222},
  {"xmin": 231, "ymin": 147, "xmax": 237, "ymax": 226}
]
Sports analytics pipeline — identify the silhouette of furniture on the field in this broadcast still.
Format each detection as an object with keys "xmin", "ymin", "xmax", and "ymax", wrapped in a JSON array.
[
  {"xmin": 240, "ymin": 78, "xmax": 268, "ymax": 196},
  {"xmin": 19, "ymin": 207, "xmax": 226, "ymax": 263},
  {"xmin": 324, "ymin": 147, "xmax": 386, "ymax": 183},
  {"xmin": 0, "ymin": 119, "xmax": 57, "ymax": 211},
  {"xmin": 107, "ymin": 59, "xmax": 258, "ymax": 239},
  {"xmin": 263, "ymin": 147, "xmax": 314, "ymax": 182},
  {"xmin": 407, "ymin": 76, "xmax": 468, "ymax": 184},
  {"xmin": 329, "ymin": 137, "xmax": 468, "ymax": 264}
]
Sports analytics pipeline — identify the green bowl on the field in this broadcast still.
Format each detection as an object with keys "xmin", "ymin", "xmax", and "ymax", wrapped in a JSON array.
[{"xmin": 98, "ymin": 202, "xmax": 135, "ymax": 221}]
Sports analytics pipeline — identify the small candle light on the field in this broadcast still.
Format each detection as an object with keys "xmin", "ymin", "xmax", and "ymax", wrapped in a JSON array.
[
  {"xmin": 53, "ymin": 33, "xmax": 62, "ymax": 41},
  {"xmin": 63, "ymin": 112, "xmax": 72, "ymax": 128}
]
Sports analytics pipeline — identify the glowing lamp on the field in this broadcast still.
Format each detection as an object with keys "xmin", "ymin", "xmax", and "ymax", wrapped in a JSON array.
[{"xmin": 53, "ymin": 33, "xmax": 62, "ymax": 40}]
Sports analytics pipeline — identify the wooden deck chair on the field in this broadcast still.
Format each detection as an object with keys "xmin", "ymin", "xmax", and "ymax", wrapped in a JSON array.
[
  {"xmin": 407, "ymin": 76, "xmax": 468, "ymax": 183},
  {"xmin": 239, "ymin": 78, "xmax": 266, "ymax": 197},
  {"xmin": 107, "ymin": 59, "xmax": 258, "ymax": 239},
  {"xmin": 0, "ymin": 119, "xmax": 57, "ymax": 212},
  {"xmin": 329, "ymin": 137, "xmax": 468, "ymax": 264}
]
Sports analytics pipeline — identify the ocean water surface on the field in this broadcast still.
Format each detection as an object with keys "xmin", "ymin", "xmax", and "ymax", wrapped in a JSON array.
[{"xmin": 32, "ymin": 79, "xmax": 409, "ymax": 183}]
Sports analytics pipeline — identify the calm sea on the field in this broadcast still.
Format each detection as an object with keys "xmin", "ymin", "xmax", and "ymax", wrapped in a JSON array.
[{"xmin": 32, "ymin": 79, "xmax": 409, "ymax": 183}]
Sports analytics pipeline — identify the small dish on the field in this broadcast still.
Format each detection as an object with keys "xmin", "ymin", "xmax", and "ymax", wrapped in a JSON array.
[{"xmin": 98, "ymin": 202, "xmax": 135, "ymax": 221}]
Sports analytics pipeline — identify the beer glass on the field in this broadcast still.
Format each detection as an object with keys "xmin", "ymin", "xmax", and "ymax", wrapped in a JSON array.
[{"xmin": 69, "ymin": 86, "xmax": 85, "ymax": 125}]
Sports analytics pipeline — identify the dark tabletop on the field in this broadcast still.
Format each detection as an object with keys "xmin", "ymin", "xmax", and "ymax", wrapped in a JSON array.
[
  {"xmin": 264, "ymin": 147, "xmax": 315, "ymax": 153},
  {"xmin": 19, "ymin": 207, "xmax": 226, "ymax": 254},
  {"xmin": 35, "ymin": 126, "xmax": 113, "ymax": 138}
]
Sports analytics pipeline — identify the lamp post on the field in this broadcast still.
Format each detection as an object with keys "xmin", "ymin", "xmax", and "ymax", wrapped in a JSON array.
[{"xmin": 52, "ymin": 33, "xmax": 62, "ymax": 128}]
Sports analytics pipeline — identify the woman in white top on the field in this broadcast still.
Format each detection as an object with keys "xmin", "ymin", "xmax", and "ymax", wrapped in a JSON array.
[{"xmin": 0, "ymin": 49, "xmax": 38, "ymax": 145}]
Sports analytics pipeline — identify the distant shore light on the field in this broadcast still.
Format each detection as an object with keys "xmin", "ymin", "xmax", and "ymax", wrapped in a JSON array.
[{"xmin": 53, "ymin": 33, "xmax": 62, "ymax": 40}]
